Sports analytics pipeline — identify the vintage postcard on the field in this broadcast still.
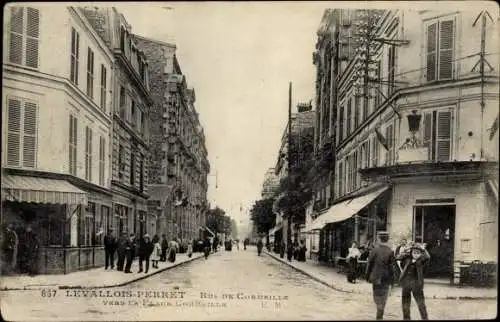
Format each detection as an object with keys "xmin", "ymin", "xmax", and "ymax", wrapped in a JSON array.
[{"xmin": 1, "ymin": 1, "xmax": 498, "ymax": 321}]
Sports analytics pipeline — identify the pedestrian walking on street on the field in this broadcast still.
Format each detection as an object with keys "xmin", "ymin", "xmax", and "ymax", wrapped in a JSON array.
[
  {"xmin": 286, "ymin": 243, "xmax": 294, "ymax": 262},
  {"xmin": 187, "ymin": 240, "xmax": 193, "ymax": 258},
  {"xmin": 18, "ymin": 225, "xmax": 39, "ymax": 276},
  {"xmin": 398, "ymin": 243, "xmax": 430, "ymax": 320},
  {"xmin": 244, "ymin": 238, "xmax": 249, "ymax": 250},
  {"xmin": 213, "ymin": 235, "xmax": 219, "ymax": 253},
  {"xmin": 151, "ymin": 235, "xmax": 161, "ymax": 269},
  {"xmin": 297, "ymin": 241, "xmax": 307, "ymax": 262},
  {"xmin": 1, "ymin": 223, "xmax": 19, "ymax": 275},
  {"xmin": 280, "ymin": 241, "xmax": 285, "ymax": 258},
  {"xmin": 160, "ymin": 234, "xmax": 168, "ymax": 262},
  {"xmin": 138, "ymin": 234, "xmax": 154, "ymax": 273},
  {"xmin": 104, "ymin": 229, "xmax": 117, "ymax": 270},
  {"xmin": 124, "ymin": 233, "xmax": 136, "ymax": 273},
  {"xmin": 365, "ymin": 231, "xmax": 397, "ymax": 320},
  {"xmin": 203, "ymin": 236, "xmax": 211, "ymax": 259},
  {"xmin": 116, "ymin": 232, "xmax": 128, "ymax": 271},
  {"xmin": 257, "ymin": 239, "xmax": 263, "ymax": 256},
  {"xmin": 346, "ymin": 241, "xmax": 361, "ymax": 283},
  {"xmin": 167, "ymin": 238, "xmax": 179, "ymax": 263}
]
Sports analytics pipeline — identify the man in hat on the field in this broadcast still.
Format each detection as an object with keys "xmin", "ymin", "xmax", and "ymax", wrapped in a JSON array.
[
  {"xmin": 138, "ymin": 233, "xmax": 154, "ymax": 274},
  {"xmin": 104, "ymin": 228, "xmax": 117, "ymax": 270},
  {"xmin": 123, "ymin": 233, "xmax": 136, "ymax": 273},
  {"xmin": 397, "ymin": 242, "xmax": 430, "ymax": 320},
  {"xmin": 365, "ymin": 231, "xmax": 397, "ymax": 320}
]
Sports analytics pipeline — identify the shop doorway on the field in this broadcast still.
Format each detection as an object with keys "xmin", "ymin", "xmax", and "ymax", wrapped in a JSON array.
[{"xmin": 413, "ymin": 204, "xmax": 455, "ymax": 279}]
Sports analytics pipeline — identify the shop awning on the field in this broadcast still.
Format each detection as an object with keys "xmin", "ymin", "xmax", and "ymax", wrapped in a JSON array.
[
  {"xmin": 307, "ymin": 186, "xmax": 389, "ymax": 231},
  {"xmin": 2, "ymin": 175, "xmax": 87, "ymax": 205}
]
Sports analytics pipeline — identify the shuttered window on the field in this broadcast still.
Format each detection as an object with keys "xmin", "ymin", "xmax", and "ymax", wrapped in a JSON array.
[
  {"xmin": 6, "ymin": 98, "xmax": 37, "ymax": 167},
  {"xmin": 338, "ymin": 104, "xmax": 344, "ymax": 143},
  {"xmin": 9, "ymin": 7, "xmax": 39, "ymax": 68},
  {"xmin": 69, "ymin": 115, "xmax": 77, "ymax": 175},
  {"xmin": 100, "ymin": 65, "xmax": 107, "ymax": 111},
  {"xmin": 387, "ymin": 45, "xmax": 396, "ymax": 96},
  {"xmin": 85, "ymin": 127, "xmax": 93, "ymax": 181},
  {"xmin": 426, "ymin": 19, "xmax": 454, "ymax": 82},
  {"xmin": 337, "ymin": 161, "xmax": 343, "ymax": 197},
  {"xmin": 86, "ymin": 48, "xmax": 94, "ymax": 98},
  {"xmin": 372, "ymin": 136, "xmax": 379, "ymax": 167},
  {"xmin": 422, "ymin": 109, "xmax": 453, "ymax": 162},
  {"xmin": 119, "ymin": 87, "xmax": 126, "ymax": 119},
  {"xmin": 385, "ymin": 122, "xmax": 395, "ymax": 166},
  {"xmin": 130, "ymin": 151, "xmax": 136, "ymax": 185},
  {"xmin": 70, "ymin": 28, "xmax": 80, "ymax": 84},
  {"xmin": 354, "ymin": 96, "xmax": 360, "ymax": 129},
  {"xmin": 99, "ymin": 136, "xmax": 105, "ymax": 186},
  {"xmin": 346, "ymin": 99, "xmax": 352, "ymax": 135},
  {"xmin": 139, "ymin": 155, "xmax": 144, "ymax": 192}
]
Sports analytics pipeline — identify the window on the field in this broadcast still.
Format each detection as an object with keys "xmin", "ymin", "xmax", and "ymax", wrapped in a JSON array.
[
  {"xmin": 118, "ymin": 144, "xmax": 125, "ymax": 179},
  {"xmin": 130, "ymin": 150, "xmax": 136, "ymax": 185},
  {"xmin": 354, "ymin": 96, "xmax": 360, "ymax": 128},
  {"xmin": 338, "ymin": 104, "xmax": 344, "ymax": 143},
  {"xmin": 363, "ymin": 95, "xmax": 368, "ymax": 122},
  {"xmin": 6, "ymin": 97, "xmax": 37, "ymax": 168},
  {"xmin": 85, "ymin": 126, "xmax": 93, "ymax": 181},
  {"xmin": 139, "ymin": 155, "xmax": 144, "ymax": 192},
  {"xmin": 131, "ymin": 101, "xmax": 136, "ymax": 128},
  {"xmin": 99, "ymin": 136, "xmax": 105, "ymax": 185},
  {"xmin": 100, "ymin": 65, "xmax": 107, "ymax": 110},
  {"xmin": 346, "ymin": 99, "xmax": 352, "ymax": 136},
  {"xmin": 141, "ymin": 111, "xmax": 146, "ymax": 134},
  {"xmin": 422, "ymin": 109, "xmax": 453, "ymax": 162},
  {"xmin": 79, "ymin": 202, "xmax": 95, "ymax": 246},
  {"xmin": 375, "ymin": 61, "xmax": 382, "ymax": 108},
  {"xmin": 102, "ymin": 205, "xmax": 111, "ymax": 232},
  {"xmin": 387, "ymin": 45, "xmax": 396, "ymax": 96},
  {"xmin": 119, "ymin": 87, "xmax": 126, "ymax": 119},
  {"xmin": 9, "ymin": 7, "xmax": 39, "ymax": 68},
  {"xmin": 70, "ymin": 27, "xmax": 80, "ymax": 84},
  {"xmin": 69, "ymin": 115, "xmax": 77, "ymax": 175},
  {"xmin": 372, "ymin": 136, "xmax": 379, "ymax": 167},
  {"xmin": 426, "ymin": 19, "xmax": 454, "ymax": 82},
  {"xmin": 86, "ymin": 48, "xmax": 94, "ymax": 98},
  {"xmin": 385, "ymin": 122, "xmax": 395, "ymax": 166},
  {"xmin": 114, "ymin": 204, "xmax": 128, "ymax": 233},
  {"xmin": 120, "ymin": 27, "xmax": 126, "ymax": 52}
]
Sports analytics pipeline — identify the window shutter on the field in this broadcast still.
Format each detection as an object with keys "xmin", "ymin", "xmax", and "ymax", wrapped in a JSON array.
[
  {"xmin": 22, "ymin": 101, "xmax": 37, "ymax": 168},
  {"xmin": 9, "ymin": 7, "xmax": 24, "ymax": 65},
  {"xmin": 73, "ymin": 117, "xmax": 78, "ymax": 174},
  {"xmin": 25, "ymin": 7, "xmax": 39, "ymax": 68},
  {"xmin": 7, "ymin": 98, "xmax": 22, "ymax": 166},
  {"xmin": 438, "ymin": 20, "xmax": 454, "ymax": 80},
  {"xmin": 422, "ymin": 112, "xmax": 432, "ymax": 160},
  {"xmin": 436, "ymin": 111, "xmax": 452, "ymax": 161},
  {"xmin": 426, "ymin": 22, "xmax": 438, "ymax": 82},
  {"xmin": 69, "ymin": 115, "xmax": 74, "ymax": 174}
]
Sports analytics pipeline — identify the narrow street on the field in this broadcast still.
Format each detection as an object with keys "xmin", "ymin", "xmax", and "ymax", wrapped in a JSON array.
[{"xmin": 1, "ymin": 247, "xmax": 496, "ymax": 321}]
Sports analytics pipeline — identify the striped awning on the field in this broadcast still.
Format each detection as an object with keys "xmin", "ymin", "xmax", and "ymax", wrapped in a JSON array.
[{"xmin": 2, "ymin": 175, "xmax": 87, "ymax": 205}]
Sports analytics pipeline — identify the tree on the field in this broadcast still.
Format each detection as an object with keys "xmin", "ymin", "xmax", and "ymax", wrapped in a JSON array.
[
  {"xmin": 250, "ymin": 198, "xmax": 276, "ymax": 243},
  {"xmin": 206, "ymin": 207, "xmax": 226, "ymax": 234}
]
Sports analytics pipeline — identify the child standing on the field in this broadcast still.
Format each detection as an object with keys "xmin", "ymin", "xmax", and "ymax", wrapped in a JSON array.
[{"xmin": 151, "ymin": 235, "xmax": 161, "ymax": 269}]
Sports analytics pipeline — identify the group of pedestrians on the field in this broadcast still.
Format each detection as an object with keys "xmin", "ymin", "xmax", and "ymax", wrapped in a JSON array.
[
  {"xmin": 276, "ymin": 240, "xmax": 307, "ymax": 262},
  {"xmin": 365, "ymin": 231, "xmax": 430, "ymax": 320},
  {"xmin": 103, "ymin": 229, "xmax": 182, "ymax": 274},
  {"xmin": 1, "ymin": 223, "xmax": 39, "ymax": 276}
]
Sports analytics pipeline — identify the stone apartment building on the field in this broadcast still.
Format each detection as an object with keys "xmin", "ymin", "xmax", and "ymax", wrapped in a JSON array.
[
  {"xmin": 134, "ymin": 35, "xmax": 210, "ymax": 241},
  {"xmin": 81, "ymin": 7, "xmax": 154, "ymax": 238},
  {"xmin": 261, "ymin": 168, "xmax": 279, "ymax": 200},
  {"xmin": 2, "ymin": 5, "xmax": 115, "ymax": 273},
  {"xmin": 307, "ymin": 8, "xmax": 499, "ymax": 284}
]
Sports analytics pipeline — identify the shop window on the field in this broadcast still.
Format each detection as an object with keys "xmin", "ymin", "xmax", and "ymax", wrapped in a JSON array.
[
  {"xmin": 79, "ymin": 202, "xmax": 95, "ymax": 246},
  {"xmin": 38, "ymin": 208, "xmax": 63, "ymax": 246}
]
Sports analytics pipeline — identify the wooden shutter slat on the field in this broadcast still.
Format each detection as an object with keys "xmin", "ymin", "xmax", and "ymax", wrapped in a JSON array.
[
  {"xmin": 9, "ymin": 34, "xmax": 23, "ymax": 65},
  {"xmin": 439, "ymin": 20, "xmax": 454, "ymax": 80},
  {"xmin": 10, "ymin": 7, "xmax": 24, "ymax": 33},
  {"xmin": 23, "ymin": 101, "xmax": 37, "ymax": 167},
  {"xmin": 26, "ymin": 8, "xmax": 39, "ymax": 38},
  {"xmin": 426, "ymin": 23, "xmax": 438, "ymax": 82},
  {"xmin": 7, "ymin": 99, "xmax": 22, "ymax": 166},
  {"xmin": 436, "ymin": 111, "xmax": 452, "ymax": 161}
]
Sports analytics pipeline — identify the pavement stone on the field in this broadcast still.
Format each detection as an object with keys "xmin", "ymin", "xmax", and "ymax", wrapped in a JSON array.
[
  {"xmin": 264, "ymin": 250, "xmax": 498, "ymax": 300},
  {"xmin": 0, "ymin": 252, "xmax": 205, "ymax": 290}
]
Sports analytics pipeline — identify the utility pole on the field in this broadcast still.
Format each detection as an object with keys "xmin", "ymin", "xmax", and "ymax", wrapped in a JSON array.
[{"xmin": 287, "ymin": 82, "xmax": 293, "ymax": 250}]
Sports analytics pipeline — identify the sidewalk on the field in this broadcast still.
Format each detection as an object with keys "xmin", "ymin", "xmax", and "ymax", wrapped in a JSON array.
[
  {"xmin": 0, "ymin": 252, "xmax": 205, "ymax": 290},
  {"xmin": 264, "ymin": 250, "xmax": 497, "ymax": 300}
]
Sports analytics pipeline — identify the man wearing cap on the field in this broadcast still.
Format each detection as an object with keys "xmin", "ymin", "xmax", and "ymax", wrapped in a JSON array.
[
  {"xmin": 138, "ymin": 233, "xmax": 154, "ymax": 274},
  {"xmin": 124, "ymin": 233, "xmax": 136, "ymax": 273},
  {"xmin": 365, "ymin": 231, "xmax": 397, "ymax": 320},
  {"xmin": 104, "ymin": 229, "xmax": 117, "ymax": 270},
  {"xmin": 397, "ymin": 242, "xmax": 430, "ymax": 320}
]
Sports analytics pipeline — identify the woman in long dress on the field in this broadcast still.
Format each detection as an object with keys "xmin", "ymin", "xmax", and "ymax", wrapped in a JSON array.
[
  {"xmin": 346, "ymin": 241, "xmax": 361, "ymax": 283},
  {"xmin": 150, "ymin": 235, "xmax": 161, "ymax": 269}
]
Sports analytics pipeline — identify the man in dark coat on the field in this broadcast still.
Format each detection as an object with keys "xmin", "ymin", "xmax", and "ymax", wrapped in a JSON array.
[
  {"xmin": 398, "ymin": 243, "xmax": 430, "ymax": 320},
  {"xmin": 116, "ymin": 232, "xmax": 128, "ymax": 271},
  {"xmin": 18, "ymin": 225, "xmax": 39, "ymax": 275},
  {"xmin": 2, "ymin": 223, "xmax": 18, "ymax": 275},
  {"xmin": 213, "ymin": 235, "xmax": 219, "ymax": 253},
  {"xmin": 160, "ymin": 234, "xmax": 169, "ymax": 261},
  {"xmin": 104, "ymin": 229, "xmax": 117, "ymax": 270},
  {"xmin": 138, "ymin": 234, "xmax": 154, "ymax": 274},
  {"xmin": 123, "ymin": 233, "xmax": 136, "ymax": 273},
  {"xmin": 365, "ymin": 231, "xmax": 397, "ymax": 320}
]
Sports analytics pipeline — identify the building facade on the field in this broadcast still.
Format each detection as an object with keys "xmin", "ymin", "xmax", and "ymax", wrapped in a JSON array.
[
  {"xmin": 261, "ymin": 168, "xmax": 279, "ymax": 200},
  {"xmin": 134, "ymin": 35, "xmax": 210, "ymax": 242},
  {"xmin": 2, "ymin": 5, "xmax": 115, "ymax": 273},
  {"xmin": 308, "ymin": 8, "xmax": 499, "ymax": 283},
  {"xmin": 81, "ymin": 7, "xmax": 154, "ymax": 239}
]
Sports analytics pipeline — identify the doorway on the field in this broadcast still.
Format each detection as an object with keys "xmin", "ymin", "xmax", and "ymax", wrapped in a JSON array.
[{"xmin": 413, "ymin": 205, "xmax": 455, "ymax": 279}]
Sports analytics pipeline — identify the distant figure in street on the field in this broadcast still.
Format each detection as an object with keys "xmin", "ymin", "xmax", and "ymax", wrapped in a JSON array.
[
  {"xmin": 124, "ymin": 233, "xmax": 136, "ymax": 273},
  {"xmin": 151, "ymin": 235, "xmax": 161, "ymax": 269},
  {"xmin": 18, "ymin": 225, "xmax": 39, "ymax": 275},
  {"xmin": 346, "ymin": 241, "xmax": 361, "ymax": 283},
  {"xmin": 167, "ymin": 238, "xmax": 179, "ymax": 263},
  {"xmin": 160, "ymin": 234, "xmax": 169, "ymax": 262},
  {"xmin": 235, "ymin": 239, "xmax": 240, "ymax": 251},
  {"xmin": 187, "ymin": 240, "xmax": 193, "ymax": 258},
  {"xmin": 1, "ymin": 223, "xmax": 19, "ymax": 275},
  {"xmin": 286, "ymin": 243, "xmax": 293, "ymax": 262},
  {"xmin": 138, "ymin": 234, "xmax": 154, "ymax": 274},
  {"xmin": 243, "ymin": 238, "xmax": 249, "ymax": 250},
  {"xmin": 257, "ymin": 239, "xmax": 263, "ymax": 256},
  {"xmin": 292, "ymin": 240, "xmax": 299, "ymax": 260},
  {"xmin": 116, "ymin": 232, "xmax": 128, "ymax": 271},
  {"xmin": 297, "ymin": 241, "xmax": 307, "ymax": 262},
  {"xmin": 104, "ymin": 229, "xmax": 117, "ymax": 270},
  {"xmin": 213, "ymin": 236, "xmax": 219, "ymax": 253},
  {"xmin": 365, "ymin": 231, "xmax": 396, "ymax": 320},
  {"xmin": 280, "ymin": 241, "xmax": 286, "ymax": 259},
  {"xmin": 398, "ymin": 243, "xmax": 430, "ymax": 320},
  {"xmin": 203, "ymin": 236, "xmax": 211, "ymax": 259}
]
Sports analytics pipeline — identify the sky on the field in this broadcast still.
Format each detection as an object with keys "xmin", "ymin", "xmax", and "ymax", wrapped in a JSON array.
[{"xmin": 115, "ymin": 1, "xmax": 331, "ymax": 226}]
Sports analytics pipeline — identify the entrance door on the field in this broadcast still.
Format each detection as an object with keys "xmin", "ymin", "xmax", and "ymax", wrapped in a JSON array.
[{"xmin": 413, "ymin": 205, "xmax": 455, "ymax": 278}]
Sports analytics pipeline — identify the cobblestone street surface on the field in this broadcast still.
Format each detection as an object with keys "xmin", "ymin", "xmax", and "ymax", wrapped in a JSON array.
[{"xmin": 1, "ymin": 247, "xmax": 497, "ymax": 321}]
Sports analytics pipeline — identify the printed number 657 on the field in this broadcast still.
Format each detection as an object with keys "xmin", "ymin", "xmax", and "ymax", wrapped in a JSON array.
[{"xmin": 41, "ymin": 289, "xmax": 56, "ymax": 297}]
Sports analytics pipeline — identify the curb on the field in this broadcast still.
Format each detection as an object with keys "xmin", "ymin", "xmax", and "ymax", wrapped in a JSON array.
[
  {"xmin": 1, "ymin": 253, "xmax": 206, "ymax": 291},
  {"xmin": 263, "ymin": 251, "xmax": 497, "ymax": 301}
]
